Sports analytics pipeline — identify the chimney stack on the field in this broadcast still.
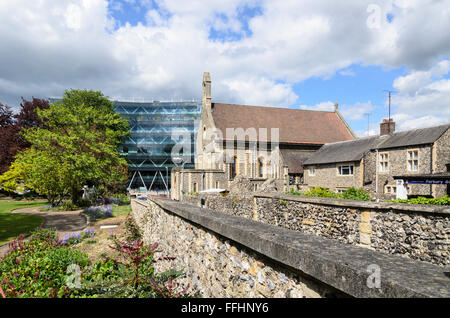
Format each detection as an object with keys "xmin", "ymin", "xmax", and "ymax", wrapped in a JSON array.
[{"xmin": 380, "ymin": 118, "xmax": 395, "ymax": 136}]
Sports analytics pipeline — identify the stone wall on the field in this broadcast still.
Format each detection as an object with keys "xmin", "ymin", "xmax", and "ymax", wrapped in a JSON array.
[
  {"xmin": 183, "ymin": 193, "xmax": 254, "ymax": 219},
  {"xmin": 131, "ymin": 198, "xmax": 338, "ymax": 298},
  {"xmin": 303, "ymin": 161, "xmax": 362, "ymax": 192},
  {"xmin": 183, "ymin": 193, "xmax": 449, "ymax": 266},
  {"xmin": 433, "ymin": 127, "xmax": 450, "ymax": 197},
  {"xmin": 131, "ymin": 197, "xmax": 450, "ymax": 298},
  {"xmin": 363, "ymin": 145, "xmax": 434, "ymax": 199}
]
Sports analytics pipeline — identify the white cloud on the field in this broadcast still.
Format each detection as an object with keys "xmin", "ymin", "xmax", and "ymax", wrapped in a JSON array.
[
  {"xmin": 392, "ymin": 113, "xmax": 448, "ymax": 131},
  {"xmin": 391, "ymin": 59, "xmax": 450, "ymax": 127},
  {"xmin": 299, "ymin": 101, "xmax": 335, "ymax": 112},
  {"xmin": 300, "ymin": 101, "xmax": 377, "ymax": 122},
  {"xmin": 340, "ymin": 102, "xmax": 377, "ymax": 121},
  {"xmin": 0, "ymin": 0, "xmax": 449, "ymax": 124},
  {"xmin": 339, "ymin": 69, "xmax": 356, "ymax": 77}
]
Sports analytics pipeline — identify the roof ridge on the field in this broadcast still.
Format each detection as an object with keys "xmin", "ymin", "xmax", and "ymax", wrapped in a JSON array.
[
  {"xmin": 322, "ymin": 134, "xmax": 380, "ymax": 146},
  {"xmin": 390, "ymin": 122, "xmax": 450, "ymax": 135},
  {"xmin": 212, "ymin": 102, "xmax": 336, "ymax": 113}
]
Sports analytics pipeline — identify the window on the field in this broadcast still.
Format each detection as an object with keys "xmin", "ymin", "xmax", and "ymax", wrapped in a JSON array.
[
  {"xmin": 337, "ymin": 189, "xmax": 346, "ymax": 195},
  {"xmin": 309, "ymin": 167, "xmax": 315, "ymax": 176},
  {"xmin": 193, "ymin": 183, "xmax": 198, "ymax": 193},
  {"xmin": 385, "ymin": 185, "xmax": 396, "ymax": 194},
  {"xmin": 215, "ymin": 181, "xmax": 220, "ymax": 189},
  {"xmin": 407, "ymin": 150, "xmax": 419, "ymax": 172},
  {"xmin": 257, "ymin": 157, "xmax": 264, "ymax": 178},
  {"xmin": 338, "ymin": 165, "xmax": 354, "ymax": 176},
  {"xmin": 379, "ymin": 153, "xmax": 389, "ymax": 172}
]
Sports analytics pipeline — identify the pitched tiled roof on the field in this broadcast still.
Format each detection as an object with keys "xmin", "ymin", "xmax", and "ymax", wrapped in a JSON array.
[
  {"xmin": 304, "ymin": 123, "xmax": 450, "ymax": 165},
  {"xmin": 376, "ymin": 124, "xmax": 450, "ymax": 150},
  {"xmin": 280, "ymin": 149, "xmax": 315, "ymax": 174},
  {"xmin": 304, "ymin": 135, "xmax": 382, "ymax": 165},
  {"xmin": 211, "ymin": 103, "xmax": 354, "ymax": 144}
]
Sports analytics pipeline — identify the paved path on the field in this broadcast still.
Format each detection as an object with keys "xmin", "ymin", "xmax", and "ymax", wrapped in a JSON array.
[{"xmin": 0, "ymin": 207, "xmax": 88, "ymax": 258}]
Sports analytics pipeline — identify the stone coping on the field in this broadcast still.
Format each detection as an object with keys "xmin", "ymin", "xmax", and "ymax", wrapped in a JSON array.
[
  {"xmin": 140, "ymin": 197, "xmax": 450, "ymax": 298},
  {"xmin": 255, "ymin": 193, "xmax": 450, "ymax": 215}
]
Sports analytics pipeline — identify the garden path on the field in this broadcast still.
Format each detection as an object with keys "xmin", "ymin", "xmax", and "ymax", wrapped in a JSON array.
[{"xmin": 0, "ymin": 207, "xmax": 88, "ymax": 258}]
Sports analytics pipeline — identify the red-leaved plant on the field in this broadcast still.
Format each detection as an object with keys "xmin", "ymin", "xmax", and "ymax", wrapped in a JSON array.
[{"xmin": 109, "ymin": 238, "xmax": 159, "ymax": 288}]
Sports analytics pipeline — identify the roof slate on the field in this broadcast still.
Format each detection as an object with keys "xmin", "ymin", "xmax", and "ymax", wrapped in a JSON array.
[
  {"xmin": 304, "ymin": 124, "xmax": 450, "ymax": 165},
  {"xmin": 303, "ymin": 135, "xmax": 382, "ymax": 165},
  {"xmin": 376, "ymin": 124, "xmax": 450, "ymax": 150},
  {"xmin": 211, "ymin": 103, "xmax": 354, "ymax": 144},
  {"xmin": 280, "ymin": 149, "xmax": 315, "ymax": 174}
]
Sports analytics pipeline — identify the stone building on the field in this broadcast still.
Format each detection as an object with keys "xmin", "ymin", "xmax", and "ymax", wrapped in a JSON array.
[
  {"xmin": 303, "ymin": 120, "xmax": 450, "ymax": 199},
  {"xmin": 171, "ymin": 72, "xmax": 356, "ymax": 200}
]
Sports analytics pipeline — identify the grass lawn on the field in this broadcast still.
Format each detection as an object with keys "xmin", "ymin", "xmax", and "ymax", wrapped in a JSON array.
[
  {"xmin": 112, "ymin": 204, "xmax": 132, "ymax": 217},
  {"xmin": 0, "ymin": 200, "xmax": 48, "ymax": 245}
]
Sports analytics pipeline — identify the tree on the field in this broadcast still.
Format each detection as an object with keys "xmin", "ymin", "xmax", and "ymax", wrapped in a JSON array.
[
  {"xmin": 0, "ymin": 102, "xmax": 18, "ymax": 174},
  {"xmin": 0, "ymin": 98, "xmax": 49, "ymax": 174},
  {"xmin": 2, "ymin": 89, "xmax": 130, "ymax": 205},
  {"xmin": 15, "ymin": 98, "xmax": 49, "ymax": 149}
]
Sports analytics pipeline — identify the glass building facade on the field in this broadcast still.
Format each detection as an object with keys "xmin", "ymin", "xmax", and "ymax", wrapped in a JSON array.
[
  {"xmin": 49, "ymin": 98, "xmax": 201, "ymax": 193},
  {"xmin": 113, "ymin": 101, "xmax": 201, "ymax": 193}
]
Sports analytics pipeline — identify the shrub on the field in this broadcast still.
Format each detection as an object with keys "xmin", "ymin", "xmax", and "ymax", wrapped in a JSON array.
[
  {"xmin": 390, "ymin": 195, "xmax": 450, "ymax": 206},
  {"xmin": 125, "ymin": 214, "xmax": 141, "ymax": 241},
  {"xmin": 304, "ymin": 186, "xmax": 338, "ymax": 198},
  {"xmin": 61, "ymin": 201, "xmax": 79, "ymax": 211},
  {"xmin": 341, "ymin": 187, "xmax": 371, "ymax": 201},
  {"xmin": 0, "ymin": 228, "xmax": 88, "ymax": 297},
  {"xmin": 286, "ymin": 188, "xmax": 302, "ymax": 196}
]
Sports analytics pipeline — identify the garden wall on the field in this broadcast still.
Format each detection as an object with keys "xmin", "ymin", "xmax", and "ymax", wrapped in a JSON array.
[
  {"xmin": 131, "ymin": 197, "xmax": 449, "ymax": 298},
  {"xmin": 183, "ymin": 193, "xmax": 449, "ymax": 266}
]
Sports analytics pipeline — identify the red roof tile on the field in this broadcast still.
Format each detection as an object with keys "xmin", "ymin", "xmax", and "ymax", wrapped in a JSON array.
[{"xmin": 211, "ymin": 103, "xmax": 354, "ymax": 144}]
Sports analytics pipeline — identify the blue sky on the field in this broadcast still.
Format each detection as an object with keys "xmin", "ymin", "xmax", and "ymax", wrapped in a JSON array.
[
  {"xmin": 1, "ymin": 0, "xmax": 449, "ymax": 136},
  {"xmin": 105, "ymin": 0, "xmax": 450, "ymax": 135}
]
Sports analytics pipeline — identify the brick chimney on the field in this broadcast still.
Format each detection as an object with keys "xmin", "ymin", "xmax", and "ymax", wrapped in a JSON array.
[{"xmin": 380, "ymin": 118, "xmax": 395, "ymax": 136}]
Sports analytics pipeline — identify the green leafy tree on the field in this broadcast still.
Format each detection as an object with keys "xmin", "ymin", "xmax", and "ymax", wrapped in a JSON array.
[{"xmin": 2, "ymin": 89, "xmax": 130, "ymax": 205}]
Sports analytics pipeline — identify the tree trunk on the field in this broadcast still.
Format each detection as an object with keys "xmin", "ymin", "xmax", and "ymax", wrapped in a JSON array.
[{"xmin": 71, "ymin": 183, "xmax": 80, "ymax": 206}]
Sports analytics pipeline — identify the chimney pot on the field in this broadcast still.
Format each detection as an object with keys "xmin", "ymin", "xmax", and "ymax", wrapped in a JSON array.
[{"xmin": 380, "ymin": 118, "xmax": 395, "ymax": 135}]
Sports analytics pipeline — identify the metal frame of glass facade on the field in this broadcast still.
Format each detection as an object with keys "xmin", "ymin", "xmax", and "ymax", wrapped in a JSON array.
[{"xmin": 113, "ymin": 101, "xmax": 201, "ymax": 193}]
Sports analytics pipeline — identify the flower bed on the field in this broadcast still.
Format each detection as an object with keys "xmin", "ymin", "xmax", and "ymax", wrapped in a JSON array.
[
  {"xmin": 0, "ymin": 228, "xmax": 194, "ymax": 298},
  {"xmin": 83, "ymin": 205, "xmax": 113, "ymax": 220}
]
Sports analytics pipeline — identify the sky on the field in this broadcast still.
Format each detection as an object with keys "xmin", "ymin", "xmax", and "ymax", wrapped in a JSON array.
[{"xmin": 0, "ymin": 0, "xmax": 449, "ymax": 137}]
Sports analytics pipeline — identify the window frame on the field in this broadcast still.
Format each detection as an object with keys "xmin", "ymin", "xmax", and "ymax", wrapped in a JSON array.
[
  {"xmin": 407, "ymin": 149, "xmax": 419, "ymax": 172},
  {"xmin": 379, "ymin": 152, "xmax": 389, "ymax": 173},
  {"xmin": 337, "ymin": 164, "xmax": 354, "ymax": 176},
  {"xmin": 309, "ymin": 166, "xmax": 315, "ymax": 176}
]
